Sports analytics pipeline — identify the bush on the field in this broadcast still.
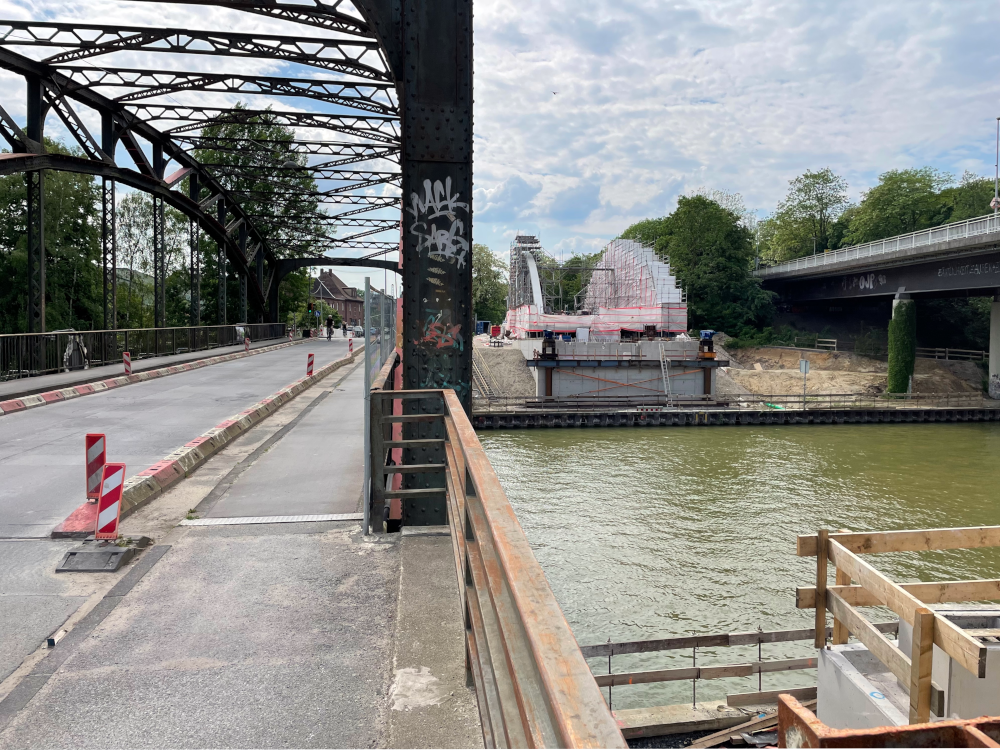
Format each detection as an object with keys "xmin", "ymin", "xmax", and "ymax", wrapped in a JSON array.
[{"xmin": 887, "ymin": 300, "xmax": 916, "ymax": 393}]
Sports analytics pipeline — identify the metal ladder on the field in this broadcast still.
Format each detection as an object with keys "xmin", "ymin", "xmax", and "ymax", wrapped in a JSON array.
[{"xmin": 658, "ymin": 343, "xmax": 673, "ymax": 405}]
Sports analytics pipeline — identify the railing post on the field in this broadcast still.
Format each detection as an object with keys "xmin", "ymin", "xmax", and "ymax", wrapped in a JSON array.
[
  {"xmin": 814, "ymin": 529, "xmax": 829, "ymax": 648},
  {"xmin": 908, "ymin": 608, "xmax": 935, "ymax": 723}
]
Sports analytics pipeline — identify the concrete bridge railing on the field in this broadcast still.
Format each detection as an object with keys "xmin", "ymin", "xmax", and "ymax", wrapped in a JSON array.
[{"xmin": 756, "ymin": 213, "xmax": 1000, "ymax": 279}]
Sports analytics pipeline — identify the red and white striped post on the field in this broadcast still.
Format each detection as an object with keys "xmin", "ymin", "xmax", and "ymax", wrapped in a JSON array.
[
  {"xmin": 349, "ymin": 338, "xmax": 353, "ymax": 355},
  {"xmin": 123, "ymin": 351, "xmax": 131, "ymax": 375},
  {"xmin": 306, "ymin": 352, "xmax": 314, "ymax": 376},
  {"xmin": 244, "ymin": 337, "xmax": 250, "ymax": 354},
  {"xmin": 94, "ymin": 463, "xmax": 126, "ymax": 540},
  {"xmin": 85, "ymin": 433, "xmax": 106, "ymax": 502}
]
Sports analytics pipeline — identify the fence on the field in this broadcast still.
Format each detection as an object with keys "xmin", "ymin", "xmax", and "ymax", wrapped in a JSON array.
[
  {"xmin": 916, "ymin": 346, "xmax": 988, "ymax": 362},
  {"xmin": 0, "ymin": 323, "xmax": 286, "ymax": 381},
  {"xmin": 472, "ymin": 391, "xmax": 996, "ymax": 413},
  {"xmin": 369, "ymin": 351, "xmax": 626, "ymax": 747},
  {"xmin": 756, "ymin": 212, "xmax": 1000, "ymax": 278}
]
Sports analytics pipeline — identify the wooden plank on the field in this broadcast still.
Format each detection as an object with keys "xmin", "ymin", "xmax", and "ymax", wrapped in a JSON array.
[
  {"xmin": 815, "ymin": 530, "xmax": 829, "ymax": 648},
  {"xmin": 796, "ymin": 580, "xmax": 1000, "ymax": 609},
  {"xmin": 827, "ymin": 589, "xmax": 911, "ymax": 684},
  {"xmin": 909, "ymin": 607, "xmax": 935, "ymax": 724},
  {"xmin": 582, "ymin": 623, "xmax": 899, "ymax": 657},
  {"xmin": 383, "ymin": 439, "xmax": 445, "ymax": 448},
  {"xmin": 798, "ymin": 526, "xmax": 1000, "ymax": 557},
  {"xmin": 613, "ymin": 702, "xmax": 757, "ymax": 741},
  {"xmin": 687, "ymin": 700, "xmax": 817, "ymax": 749},
  {"xmin": 833, "ymin": 568, "xmax": 852, "ymax": 644},
  {"xmin": 383, "ymin": 464, "xmax": 445, "ymax": 473},
  {"xmin": 593, "ymin": 657, "xmax": 817, "ymax": 688},
  {"xmin": 727, "ymin": 686, "xmax": 816, "ymax": 707},
  {"xmin": 829, "ymin": 540, "xmax": 988, "ymax": 678}
]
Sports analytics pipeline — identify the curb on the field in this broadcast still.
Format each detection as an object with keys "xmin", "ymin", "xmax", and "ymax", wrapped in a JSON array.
[
  {"xmin": 0, "ymin": 337, "xmax": 303, "ymax": 418},
  {"xmin": 51, "ymin": 345, "xmax": 364, "ymax": 538}
]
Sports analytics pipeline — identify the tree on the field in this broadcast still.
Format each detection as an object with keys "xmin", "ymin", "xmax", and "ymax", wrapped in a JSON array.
[
  {"xmin": 193, "ymin": 104, "xmax": 328, "ymax": 322},
  {"xmin": 621, "ymin": 195, "xmax": 774, "ymax": 334},
  {"xmin": 472, "ymin": 244, "xmax": 508, "ymax": 324},
  {"xmin": 760, "ymin": 168, "xmax": 849, "ymax": 262},
  {"xmin": 0, "ymin": 139, "xmax": 103, "ymax": 333},
  {"xmin": 940, "ymin": 171, "xmax": 995, "ymax": 222},
  {"xmin": 843, "ymin": 168, "xmax": 951, "ymax": 244}
]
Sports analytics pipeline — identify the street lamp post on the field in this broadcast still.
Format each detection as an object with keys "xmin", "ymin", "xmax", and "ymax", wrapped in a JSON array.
[{"xmin": 994, "ymin": 117, "xmax": 1000, "ymax": 215}]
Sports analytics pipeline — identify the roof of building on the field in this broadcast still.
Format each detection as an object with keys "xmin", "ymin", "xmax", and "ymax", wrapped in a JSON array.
[{"xmin": 312, "ymin": 270, "xmax": 360, "ymax": 302}]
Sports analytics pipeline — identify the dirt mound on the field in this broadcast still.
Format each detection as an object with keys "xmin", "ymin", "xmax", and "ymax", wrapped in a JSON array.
[
  {"xmin": 728, "ymin": 347, "xmax": 886, "ymax": 373},
  {"xmin": 912, "ymin": 359, "xmax": 983, "ymax": 393},
  {"xmin": 727, "ymin": 369, "xmax": 886, "ymax": 396},
  {"xmin": 476, "ymin": 345, "xmax": 536, "ymax": 397}
]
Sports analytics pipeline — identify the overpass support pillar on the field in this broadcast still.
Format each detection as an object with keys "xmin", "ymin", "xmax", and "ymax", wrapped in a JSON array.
[
  {"xmin": 990, "ymin": 294, "xmax": 1000, "ymax": 399},
  {"xmin": 888, "ymin": 293, "xmax": 916, "ymax": 394}
]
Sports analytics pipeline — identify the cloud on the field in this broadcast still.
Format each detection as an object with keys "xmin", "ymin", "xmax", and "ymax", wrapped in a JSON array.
[
  {"xmin": 474, "ymin": 175, "xmax": 541, "ymax": 222},
  {"xmin": 546, "ymin": 183, "xmax": 601, "ymax": 224}
]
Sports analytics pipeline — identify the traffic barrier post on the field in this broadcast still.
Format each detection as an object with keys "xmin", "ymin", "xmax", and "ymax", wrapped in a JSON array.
[
  {"xmin": 85, "ymin": 433, "xmax": 106, "ymax": 502},
  {"xmin": 94, "ymin": 463, "xmax": 126, "ymax": 540},
  {"xmin": 123, "ymin": 351, "xmax": 131, "ymax": 375},
  {"xmin": 349, "ymin": 338, "xmax": 353, "ymax": 355},
  {"xmin": 307, "ymin": 352, "xmax": 314, "ymax": 376},
  {"xmin": 244, "ymin": 337, "xmax": 250, "ymax": 354}
]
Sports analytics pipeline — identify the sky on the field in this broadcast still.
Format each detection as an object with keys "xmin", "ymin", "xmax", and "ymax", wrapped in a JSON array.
[{"xmin": 1, "ymin": 0, "xmax": 999, "ymax": 292}]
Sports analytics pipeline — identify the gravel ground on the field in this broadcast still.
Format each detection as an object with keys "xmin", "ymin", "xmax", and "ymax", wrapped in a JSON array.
[{"xmin": 476, "ymin": 344, "xmax": 537, "ymax": 397}]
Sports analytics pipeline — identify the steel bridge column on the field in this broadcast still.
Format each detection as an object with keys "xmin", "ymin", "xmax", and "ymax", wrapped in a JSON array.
[
  {"xmin": 399, "ymin": 0, "xmax": 474, "ymax": 415},
  {"xmin": 256, "ymin": 248, "xmax": 264, "ymax": 324},
  {"xmin": 239, "ymin": 224, "xmax": 248, "ymax": 324},
  {"xmin": 189, "ymin": 174, "xmax": 201, "ymax": 326},
  {"xmin": 152, "ymin": 144, "xmax": 166, "ymax": 327},
  {"xmin": 217, "ymin": 197, "xmax": 226, "ymax": 325},
  {"xmin": 25, "ymin": 75, "xmax": 45, "ymax": 335}
]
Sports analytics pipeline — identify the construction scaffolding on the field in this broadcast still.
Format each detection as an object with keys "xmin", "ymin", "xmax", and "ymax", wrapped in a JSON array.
[{"xmin": 505, "ymin": 237, "xmax": 687, "ymax": 339}]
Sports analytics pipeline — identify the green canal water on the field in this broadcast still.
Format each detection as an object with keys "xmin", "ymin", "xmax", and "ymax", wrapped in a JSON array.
[{"xmin": 479, "ymin": 423, "xmax": 1000, "ymax": 711}]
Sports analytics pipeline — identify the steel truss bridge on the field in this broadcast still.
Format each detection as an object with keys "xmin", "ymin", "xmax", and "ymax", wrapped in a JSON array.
[{"xmin": 0, "ymin": 0, "xmax": 472, "ymax": 409}]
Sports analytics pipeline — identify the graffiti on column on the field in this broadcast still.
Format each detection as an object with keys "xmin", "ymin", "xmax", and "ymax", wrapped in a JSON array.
[
  {"xmin": 407, "ymin": 177, "xmax": 470, "ymax": 269},
  {"xmin": 415, "ymin": 309, "xmax": 464, "ymax": 351}
]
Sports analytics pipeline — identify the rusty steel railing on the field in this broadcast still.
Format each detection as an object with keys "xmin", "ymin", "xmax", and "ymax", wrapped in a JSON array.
[{"xmin": 369, "ymin": 350, "xmax": 626, "ymax": 748}]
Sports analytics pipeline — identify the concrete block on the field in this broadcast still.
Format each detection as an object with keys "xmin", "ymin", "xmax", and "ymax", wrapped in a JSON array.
[{"xmin": 56, "ymin": 543, "xmax": 135, "ymax": 573}]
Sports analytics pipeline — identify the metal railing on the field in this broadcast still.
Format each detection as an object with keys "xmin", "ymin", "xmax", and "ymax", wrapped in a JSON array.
[
  {"xmin": 916, "ymin": 346, "xmax": 988, "ymax": 362},
  {"xmin": 756, "ymin": 212, "xmax": 1000, "ymax": 278},
  {"xmin": 370, "ymin": 351, "xmax": 626, "ymax": 747},
  {"xmin": 0, "ymin": 323, "xmax": 286, "ymax": 381},
  {"xmin": 473, "ymin": 391, "xmax": 996, "ymax": 413}
]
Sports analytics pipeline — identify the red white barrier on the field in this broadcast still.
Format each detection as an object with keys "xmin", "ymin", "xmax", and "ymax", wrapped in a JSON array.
[
  {"xmin": 85, "ymin": 433, "xmax": 106, "ymax": 501},
  {"xmin": 349, "ymin": 338, "xmax": 353, "ymax": 355},
  {"xmin": 94, "ymin": 463, "xmax": 126, "ymax": 540},
  {"xmin": 123, "ymin": 351, "xmax": 131, "ymax": 375},
  {"xmin": 244, "ymin": 337, "xmax": 250, "ymax": 353},
  {"xmin": 307, "ymin": 352, "xmax": 314, "ymax": 376}
]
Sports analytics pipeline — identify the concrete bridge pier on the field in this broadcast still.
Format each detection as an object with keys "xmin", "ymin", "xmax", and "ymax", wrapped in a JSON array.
[
  {"xmin": 990, "ymin": 291, "xmax": 1000, "ymax": 399},
  {"xmin": 888, "ymin": 292, "xmax": 916, "ymax": 393}
]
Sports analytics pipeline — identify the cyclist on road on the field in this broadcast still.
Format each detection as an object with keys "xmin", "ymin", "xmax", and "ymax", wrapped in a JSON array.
[{"xmin": 326, "ymin": 315, "xmax": 334, "ymax": 341}]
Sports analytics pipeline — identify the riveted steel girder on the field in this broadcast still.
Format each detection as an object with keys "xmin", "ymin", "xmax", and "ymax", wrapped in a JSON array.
[
  {"xmin": 0, "ymin": 21, "xmax": 388, "ymax": 80},
  {"xmin": 126, "ymin": 0, "xmax": 372, "ymax": 36}
]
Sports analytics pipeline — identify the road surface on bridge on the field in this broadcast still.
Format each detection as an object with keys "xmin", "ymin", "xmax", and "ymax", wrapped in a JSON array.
[{"xmin": 0, "ymin": 339, "xmax": 351, "ymax": 539}]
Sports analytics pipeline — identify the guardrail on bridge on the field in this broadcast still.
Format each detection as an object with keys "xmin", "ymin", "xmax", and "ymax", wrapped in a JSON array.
[
  {"xmin": 369, "ymin": 351, "xmax": 626, "ymax": 747},
  {"xmin": 756, "ymin": 212, "xmax": 1000, "ymax": 279},
  {"xmin": 0, "ymin": 323, "xmax": 286, "ymax": 380}
]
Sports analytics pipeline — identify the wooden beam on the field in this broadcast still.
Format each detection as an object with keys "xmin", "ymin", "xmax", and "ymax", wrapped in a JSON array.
[
  {"xmin": 833, "ymin": 568, "xmax": 852, "ymax": 644},
  {"xmin": 593, "ymin": 657, "xmax": 817, "ymax": 688},
  {"xmin": 798, "ymin": 526, "xmax": 1000, "ymax": 557},
  {"xmin": 815, "ymin": 529, "xmax": 829, "ymax": 648},
  {"xmin": 827, "ymin": 589, "xmax": 910, "ymax": 685},
  {"xmin": 727, "ymin": 686, "xmax": 816, "ymax": 707},
  {"xmin": 829, "ymin": 540, "xmax": 988, "ymax": 678},
  {"xmin": 687, "ymin": 701, "xmax": 817, "ymax": 749},
  {"xmin": 796, "ymin": 580, "xmax": 1000, "ymax": 609},
  {"xmin": 909, "ymin": 608, "xmax": 935, "ymax": 724}
]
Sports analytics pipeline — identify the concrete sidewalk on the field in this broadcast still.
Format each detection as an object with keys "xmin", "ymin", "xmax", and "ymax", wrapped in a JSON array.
[
  {"xmin": 0, "ymin": 363, "xmax": 482, "ymax": 749},
  {"xmin": 0, "ymin": 336, "xmax": 294, "ymax": 401}
]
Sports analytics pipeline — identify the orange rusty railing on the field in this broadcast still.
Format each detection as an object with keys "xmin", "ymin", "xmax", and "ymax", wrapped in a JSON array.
[{"xmin": 369, "ymin": 350, "xmax": 626, "ymax": 747}]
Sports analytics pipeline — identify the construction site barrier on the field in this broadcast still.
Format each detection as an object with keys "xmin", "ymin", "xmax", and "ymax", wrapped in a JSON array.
[
  {"xmin": 0, "ymin": 323, "xmax": 286, "ymax": 381},
  {"xmin": 369, "ymin": 351, "xmax": 625, "ymax": 748}
]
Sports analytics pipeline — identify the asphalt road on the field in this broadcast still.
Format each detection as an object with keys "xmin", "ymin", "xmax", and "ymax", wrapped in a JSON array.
[{"xmin": 0, "ymin": 339, "xmax": 352, "ymax": 538}]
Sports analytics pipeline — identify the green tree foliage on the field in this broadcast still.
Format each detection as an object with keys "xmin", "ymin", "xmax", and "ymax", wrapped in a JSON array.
[
  {"xmin": 472, "ymin": 243, "xmax": 509, "ymax": 324},
  {"xmin": 940, "ymin": 171, "xmax": 996, "ymax": 222},
  {"xmin": 0, "ymin": 139, "xmax": 102, "ymax": 333},
  {"xmin": 843, "ymin": 168, "xmax": 952, "ymax": 244},
  {"xmin": 559, "ymin": 251, "xmax": 602, "ymax": 311},
  {"xmin": 193, "ymin": 104, "xmax": 327, "ymax": 322},
  {"xmin": 621, "ymin": 195, "xmax": 774, "ymax": 333},
  {"xmin": 759, "ymin": 168, "xmax": 849, "ymax": 262},
  {"xmin": 887, "ymin": 299, "xmax": 916, "ymax": 393}
]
